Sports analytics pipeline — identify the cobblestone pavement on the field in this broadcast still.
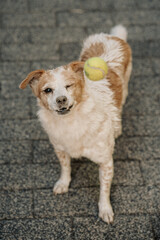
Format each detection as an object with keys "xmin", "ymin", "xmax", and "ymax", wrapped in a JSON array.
[{"xmin": 0, "ymin": 0, "xmax": 160, "ymax": 239}]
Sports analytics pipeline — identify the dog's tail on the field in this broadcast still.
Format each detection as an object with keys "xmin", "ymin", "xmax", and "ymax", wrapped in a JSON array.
[{"xmin": 110, "ymin": 25, "xmax": 127, "ymax": 41}]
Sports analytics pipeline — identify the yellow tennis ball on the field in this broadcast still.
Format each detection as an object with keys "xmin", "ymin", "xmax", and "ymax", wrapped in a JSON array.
[{"xmin": 84, "ymin": 57, "xmax": 108, "ymax": 81}]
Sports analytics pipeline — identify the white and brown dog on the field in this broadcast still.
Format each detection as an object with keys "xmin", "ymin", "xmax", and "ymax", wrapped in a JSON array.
[{"xmin": 20, "ymin": 25, "xmax": 132, "ymax": 223}]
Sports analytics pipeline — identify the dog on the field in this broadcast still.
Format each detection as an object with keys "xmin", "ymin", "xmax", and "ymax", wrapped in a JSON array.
[{"xmin": 19, "ymin": 25, "xmax": 132, "ymax": 223}]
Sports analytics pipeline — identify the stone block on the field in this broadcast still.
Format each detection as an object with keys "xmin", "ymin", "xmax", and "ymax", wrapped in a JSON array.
[
  {"xmin": 73, "ymin": 215, "xmax": 154, "ymax": 240},
  {"xmin": 0, "ymin": 28, "xmax": 30, "ymax": 44},
  {"xmin": 1, "ymin": 43, "xmax": 59, "ymax": 61},
  {"xmin": 0, "ymin": 62, "xmax": 30, "ymax": 81},
  {"xmin": 0, "ymin": 165, "xmax": 34, "ymax": 190},
  {"xmin": 60, "ymin": 42, "xmax": 81, "ymax": 61},
  {"xmin": 3, "ymin": 13, "xmax": 56, "ymax": 27},
  {"xmin": 122, "ymin": 116, "xmax": 160, "ymax": 137},
  {"xmin": 111, "ymin": 185, "xmax": 157, "ymax": 214},
  {"xmin": 0, "ymin": 218, "xmax": 72, "ymax": 239},
  {"xmin": 0, "ymin": 0, "xmax": 28, "ymax": 13},
  {"xmin": 0, "ymin": 140, "xmax": 32, "ymax": 164},
  {"xmin": 34, "ymin": 188, "xmax": 99, "ymax": 217},
  {"xmin": 57, "ymin": 12, "xmax": 113, "ymax": 27},
  {"xmin": 141, "ymin": 160, "xmax": 160, "ymax": 185},
  {"xmin": 30, "ymin": 27, "xmax": 86, "ymax": 44},
  {"xmin": 114, "ymin": 137, "xmax": 160, "ymax": 160},
  {"xmin": 0, "ymin": 119, "xmax": 48, "ymax": 140},
  {"xmin": 0, "ymin": 190, "xmax": 32, "ymax": 219},
  {"xmin": 0, "ymin": 98, "xmax": 30, "ymax": 119},
  {"xmin": 33, "ymin": 140, "xmax": 58, "ymax": 163}
]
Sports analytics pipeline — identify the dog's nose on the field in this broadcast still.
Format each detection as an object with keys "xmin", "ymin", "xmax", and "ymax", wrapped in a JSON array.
[{"xmin": 56, "ymin": 96, "xmax": 68, "ymax": 106}]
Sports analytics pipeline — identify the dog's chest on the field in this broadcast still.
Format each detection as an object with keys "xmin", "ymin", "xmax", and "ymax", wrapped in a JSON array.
[{"xmin": 41, "ymin": 110, "xmax": 109, "ymax": 158}]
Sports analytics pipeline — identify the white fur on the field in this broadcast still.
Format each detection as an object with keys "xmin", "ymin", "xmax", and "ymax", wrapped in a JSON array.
[{"xmin": 110, "ymin": 24, "xmax": 127, "ymax": 41}]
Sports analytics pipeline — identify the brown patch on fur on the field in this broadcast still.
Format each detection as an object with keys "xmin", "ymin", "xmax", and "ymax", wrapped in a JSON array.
[
  {"xmin": 107, "ymin": 68, "xmax": 123, "ymax": 109},
  {"xmin": 70, "ymin": 61, "xmax": 84, "ymax": 72},
  {"xmin": 107, "ymin": 36, "xmax": 132, "ymax": 78},
  {"xmin": 36, "ymin": 72, "xmax": 55, "ymax": 109},
  {"xmin": 62, "ymin": 63, "xmax": 85, "ymax": 104},
  {"xmin": 80, "ymin": 42, "xmax": 104, "ymax": 61},
  {"xmin": 19, "ymin": 69, "xmax": 45, "ymax": 89}
]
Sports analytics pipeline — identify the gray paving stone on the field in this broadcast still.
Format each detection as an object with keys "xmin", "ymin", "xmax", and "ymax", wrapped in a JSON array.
[
  {"xmin": 152, "ymin": 58, "xmax": 160, "ymax": 75},
  {"xmin": 123, "ymin": 94, "xmax": 160, "ymax": 116},
  {"xmin": 129, "ymin": 75, "xmax": 159, "ymax": 97},
  {"xmin": 73, "ymin": 215, "xmax": 154, "ymax": 240},
  {"xmin": 1, "ymin": 79, "xmax": 33, "ymax": 98},
  {"xmin": 87, "ymin": 25, "xmax": 115, "ymax": 36},
  {"xmin": 130, "ymin": 40, "xmax": 160, "ymax": 57},
  {"xmin": 0, "ymin": 98, "xmax": 30, "ymax": 119},
  {"xmin": 87, "ymin": 25, "xmax": 160, "ymax": 41},
  {"xmin": 135, "ymin": 0, "xmax": 160, "ymax": 9},
  {"xmin": 113, "ymin": 160, "xmax": 143, "ymax": 185},
  {"xmin": 141, "ymin": 160, "xmax": 160, "ymax": 185},
  {"xmin": 100, "ymin": 0, "xmax": 160, "ymax": 10},
  {"xmin": 29, "ymin": 0, "xmax": 100, "ymax": 12},
  {"xmin": 150, "ymin": 214, "xmax": 160, "ymax": 240},
  {"xmin": 57, "ymin": 12, "xmax": 113, "ymax": 27},
  {"xmin": 33, "ymin": 140, "xmax": 58, "ymax": 163},
  {"xmin": 1, "ymin": 43, "xmax": 59, "ymax": 61},
  {"xmin": 153, "ymin": 186, "xmax": 160, "ymax": 211},
  {"xmin": 0, "ymin": 165, "xmax": 34, "ymax": 190},
  {"xmin": 100, "ymin": 0, "xmax": 136, "ymax": 10},
  {"xmin": 0, "ymin": 61, "xmax": 30, "ymax": 81},
  {"xmin": 0, "ymin": 140, "xmax": 32, "ymax": 164},
  {"xmin": 0, "ymin": 0, "xmax": 28, "ymax": 13},
  {"xmin": 114, "ymin": 137, "xmax": 160, "ymax": 160},
  {"xmin": 0, "ymin": 163, "xmax": 60, "ymax": 190},
  {"xmin": 2, "ymin": 13, "xmax": 56, "ymax": 27},
  {"xmin": 111, "ymin": 185, "xmax": 157, "ymax": 214},
  {"xmin": 30, "ymin": 27, "xmax": 86, "ymax": 44},
  {"xmin": 0, "ymin": 119, "xmax": 48, "ymax": 140},
  {"xmin": 122, "ymin": 116, "xmax": 160, "ymax": 137},
  {"xmin": 60, "ymin": 43, "xmax": 81, "ymax": 61},
  {"xmin": 128, "ymin": 25, "xmax": 160, "ymax": 40},
  {"xmin": 70, "ymin": 160, "xmax": 143, "ymax": 188},
  {"xmin": 34, "ymin": 185, "xmax": 158, "ymax": 218},
  {"xmin": 0, "ymin": 190, "xmax": 32, "ymax": 219},
  {"xmin": 114, "ymin": 10, "xmax": 160, "ymax": 25},
  {"xmin": 0, "ymin": 218, "xmax": 72, "ymax": 240},
  {"xmin": 31, "ymin": 60, "xmax": 67, "ymax": 71},
  {"xmin": 0, "ymin": 28, "xmax": 30, "ymax": 44},
  {"xmin": 34, "ymin": 188, "xmax": 99, "ymax": 217},
  {"xmin": 71, "ymin": 162, "xmax": 99, "ymax": 188},
  {"xmin": 34, "ymin": 164, "xmax": 59, "ymax": 188},
  {"xmin": 132, "ymin": 58, "xmax": 153, "ymax": 77},
  {"xmin": 29, "ymin": 97, "xmax": 38, "ymax": 119}
]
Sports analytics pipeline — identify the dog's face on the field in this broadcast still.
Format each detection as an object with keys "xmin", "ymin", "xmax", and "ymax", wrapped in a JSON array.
[{"xmin": 20, "ymin": 62, "xmax": 85, "ymax": 115}]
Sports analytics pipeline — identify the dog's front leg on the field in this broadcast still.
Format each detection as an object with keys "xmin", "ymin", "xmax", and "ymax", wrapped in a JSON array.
[
  {"xmin": 98, "ymin": 159, "xmax": 114, "ymax": 224},
  {"xmin": 53, "ymin": 150, "xmax": 71, "ymax": 195}
]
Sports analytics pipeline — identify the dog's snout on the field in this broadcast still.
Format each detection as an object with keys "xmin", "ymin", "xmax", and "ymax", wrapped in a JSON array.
[{"xmin": 56, "ymin": 96, "xmax": 68, "ymax": 106}]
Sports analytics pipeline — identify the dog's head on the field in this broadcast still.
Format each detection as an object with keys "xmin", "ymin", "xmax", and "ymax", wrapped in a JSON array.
[{"xmin": 19, "ymin": 62, "xmax": 85, "ymax": 115}]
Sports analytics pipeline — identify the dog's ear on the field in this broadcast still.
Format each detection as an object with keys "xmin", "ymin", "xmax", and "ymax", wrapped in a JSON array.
[
  {"xmin": 19, "ymin": 69, "xmax": 45, "ymax": 89},
  {"xmin": 69, "ymin": 61, "xmax": 84, "ymax": 73},
  {"xmin": 19, "ymin": 69, "xmax": 45, "ymax": 96}
]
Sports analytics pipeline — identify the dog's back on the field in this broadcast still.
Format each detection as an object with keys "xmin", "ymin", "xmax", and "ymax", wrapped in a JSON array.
[{"xmin": 80, "ymin": 25, "xmax": 132, "ymax": 106}]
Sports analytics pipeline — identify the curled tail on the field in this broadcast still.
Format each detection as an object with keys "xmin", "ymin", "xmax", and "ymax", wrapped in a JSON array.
[{"xmin": 110, "ymin": 25, "xmax": 127, "ymax": 41}]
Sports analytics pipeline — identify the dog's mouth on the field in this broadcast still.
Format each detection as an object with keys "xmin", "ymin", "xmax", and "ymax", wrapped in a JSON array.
[{"xmin": 56, "ymin": 105, "xmax": 73, "ymax": 115}]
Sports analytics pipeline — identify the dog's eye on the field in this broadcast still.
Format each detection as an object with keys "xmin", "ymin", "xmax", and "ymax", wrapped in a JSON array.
[
  {"xmin": 65, "ymin": 84, "xmax": 74, "ymax": 89},
  {"xmin": 44, "ymin": 88, "xmax": 52, "ymax": 93}
]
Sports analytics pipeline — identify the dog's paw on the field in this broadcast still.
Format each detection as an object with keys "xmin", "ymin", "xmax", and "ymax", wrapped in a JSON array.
[
  {"xmin": 53, "ymin": 180, "xmax": 69, "ymax": 195},
  {"xmin": 99, "ymin": 203, "xmax": 114, "ymax": 224}
]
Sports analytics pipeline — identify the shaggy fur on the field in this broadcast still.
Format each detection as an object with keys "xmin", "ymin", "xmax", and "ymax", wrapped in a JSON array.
[{"xmin": 20, "ymin": 25, "xmax": 132, "ymax": 223}]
